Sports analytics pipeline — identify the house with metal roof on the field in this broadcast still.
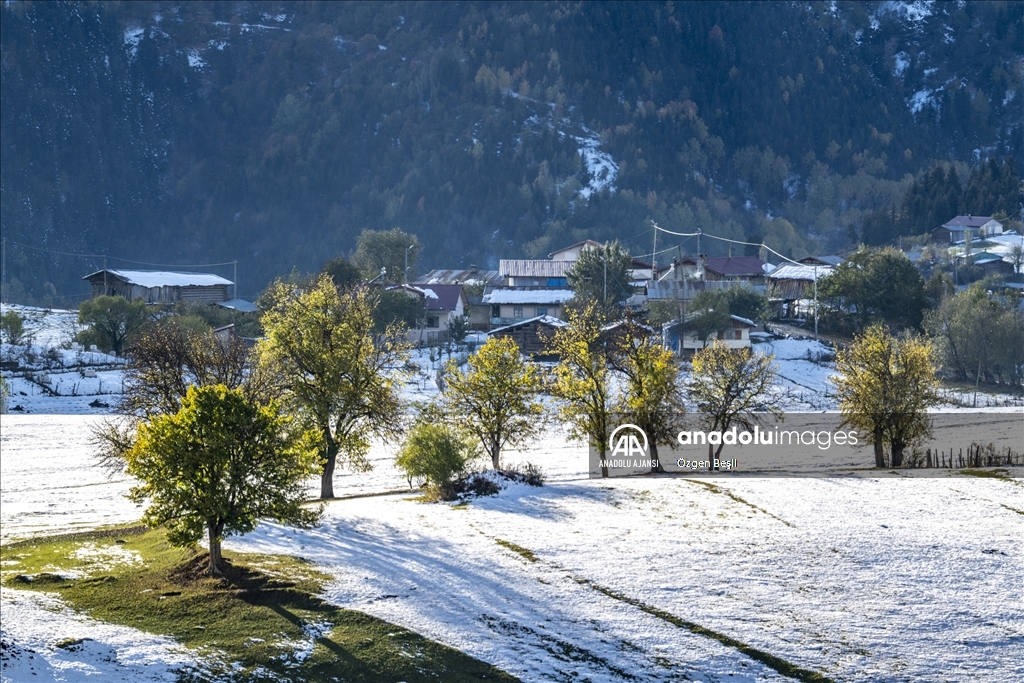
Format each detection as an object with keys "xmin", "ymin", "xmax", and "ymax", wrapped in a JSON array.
[
  {"xmin": 766, "ymin": 264, "xmax": 834, "ymax": 318},
  {"xmin": 82, "ymin": 269, "xmax": 233, "ymax": 304},
  {"xmin": 482, "ymin": 287, "xmax": 575, "ymax": 327},
  {"xmin": 417, "ymin": 267, "xmax": 504, "ymax": 287},
  {"xmin": 933, "ymin": 215, "xmax": 1004, "ymax": 243},
  {"xmin": 488, "ymin": 315, "xmax": 568, "ymax": 358},
  {"xmin": 799, "ymin": 255, "xmax": 845, "ymax": 267},
  {"xmin": 662, "ymin": 314, "xmax": 758, "ymax": 354}
]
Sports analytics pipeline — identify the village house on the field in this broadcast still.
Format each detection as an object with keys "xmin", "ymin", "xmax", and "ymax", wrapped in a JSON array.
[
  {"xmin": 954, "ymin": 251, "xmax": 1016, "ymax": 278},
  {"xmin": 82, "ymin": 269, "xmax": 233, "ymax": 304},
  {"xmin": 482, "ymin": 288, "xmax": 575, "ymax": 327},
  {"xmin": 417, "ymin": 267, "xmax": 504, "ymax": 288},
  {"xmin": 766, "ymin": 263, "xmax": 834, "ymax": 319},
  {"xmin": 487, "ymin": 315, "xmax": 567, "ymax": 359},
  {"xmin": 389, "ymin": 283, "xmax": 468, "ymax": 344},
  {"xmin": 799, "ymin": 255, "xmax": 845, "ymax": 267},
  {"xmin": 662, "ymin": 315, "xmax": 757, "ymax": 354},
  {"xmin": 932, "ymin": 215, "xmax": 1004, "ymax": 243},
  {"xmin": 658, "ymin": 255, "xmax": 768, "ymax": 287},
  {"xmin": 547, "ymin": 239, "xmax": 603, "ymax": 261},
  {"xmin": 498, "ymin": 259, "xmax": 574, "ymax": 287}
]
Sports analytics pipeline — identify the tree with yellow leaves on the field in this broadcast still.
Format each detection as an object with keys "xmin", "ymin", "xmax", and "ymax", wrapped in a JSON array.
[{"xmin": 831, "ymin": 325, "xmax": 941, "ymax": 467}]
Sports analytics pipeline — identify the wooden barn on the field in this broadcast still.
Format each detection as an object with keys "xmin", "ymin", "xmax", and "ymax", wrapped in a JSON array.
[
  {"xmin": 488, "ymin": 315, "xmax": 567, "ymax": 359},
  {"xmin": 83, "ymin": 269, "xmax": 233, "ymax": 304},
  {"xmin": 766, "ymin": 264, "xmax": 833, "ymax": 318}
]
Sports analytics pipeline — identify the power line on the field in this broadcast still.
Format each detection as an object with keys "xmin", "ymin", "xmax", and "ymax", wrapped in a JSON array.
[
  {"xmin": 651, "ymin": 225, "xmax": 803, "ymax": 265},
  {"xmin": 5, "ymin": 239, "xmax": 236, "ymax": 269}
]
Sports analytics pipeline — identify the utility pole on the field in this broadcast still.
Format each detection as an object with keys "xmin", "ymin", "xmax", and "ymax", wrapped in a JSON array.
[
  {"xmin": 233, "ymin": 261, "xmax": 238, "ymax": 300},
  {"xmin": 103, "ymin": 255, "xmax": 107, "ymax": 295},
  {"xmin": 651, "ymin": 221, "xmax": 658, "ymax": 273},
  {"xmin": 813, "ymin": 264, "xmax": 819, "ymax": 340},
  {"xmin": 1, "ymin": 237, "xmax": 5, "ymax": 305},
  {"xmin": 405, "ymin": 244, "xmax": 415, "ymax": 284}
]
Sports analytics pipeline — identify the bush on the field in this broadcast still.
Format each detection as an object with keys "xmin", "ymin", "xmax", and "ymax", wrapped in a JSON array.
[
  {"xmin": 0, "ymin": 309, "xmax": 26, "ymax": 345},
  {"xmin": 396, "ymin": 422, "xmax": 479, "ymax": 500}
]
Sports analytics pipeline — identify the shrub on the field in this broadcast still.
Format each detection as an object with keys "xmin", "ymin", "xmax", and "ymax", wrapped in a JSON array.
[
  {"xmin": 396, "ymin": 422, "xmax": 478, "ymax": 500},
  {"xmin": 0, "ymin": 309, "xmax": 26, "ymax": 345}
]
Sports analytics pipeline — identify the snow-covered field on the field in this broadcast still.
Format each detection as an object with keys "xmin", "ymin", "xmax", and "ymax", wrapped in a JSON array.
[
  {"xmin": 2, "ymin": 309, "xmax": 1023, "ymax": 681},
  {"xmin": 2, "ymin": 414, "xmax": 1022, "ymax": 682}
]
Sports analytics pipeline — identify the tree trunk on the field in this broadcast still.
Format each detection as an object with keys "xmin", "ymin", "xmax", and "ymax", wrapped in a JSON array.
[
  {"xmin": 208, "ymin": 522, "xmax": 224, "ymax": 577},
  {"xmin": 891, "ymin": 440, "xmax": 905, "ymax": 468},
  {"xmin": 320, "ymin": 428, "xmax": 338, "ymax": 500},
  {"xmin": 873, "ymin": 425, "xmax": 885, "ymax": 468},
  {"xmin": 649, "ymin": 441, "xmax": 664, "ymax": 473},
  {"xmin": 490, "ymin": 442, "xmax": 501, "ymax": 470}
]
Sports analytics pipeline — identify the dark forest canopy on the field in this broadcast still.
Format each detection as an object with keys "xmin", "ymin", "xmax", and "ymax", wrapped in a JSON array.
[{"xmin": 2, "ymin": 1, "xmax": 1021, "ymax": 303}]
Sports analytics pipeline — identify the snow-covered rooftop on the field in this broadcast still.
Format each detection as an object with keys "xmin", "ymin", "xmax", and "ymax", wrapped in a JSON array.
[
  {"xmin": 482, "ymin": 289, "xmax": 575, "ymax": 305},
  {"xmin": 767, "ymin": 264, "xmax": 835, "ymax": 281},
  {"xmin": 488, "ymin": 314, "xmax": 568, "ymax": 335},
  {"xmin": 83, "ymin": 270, "xmax": 233, "ymax": 288}
]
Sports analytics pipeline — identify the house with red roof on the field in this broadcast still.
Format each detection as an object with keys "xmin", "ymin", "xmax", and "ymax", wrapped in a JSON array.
[{"xmin": 389, "ymin": 283, "xmax": 468, "ymax": 344}]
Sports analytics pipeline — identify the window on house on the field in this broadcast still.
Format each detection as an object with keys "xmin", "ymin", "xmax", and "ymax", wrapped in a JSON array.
[
  {"xmin": 513, "ymin": 306, "xmax": 524, "ymax": 318},
  {"xmin": 426, "ymin": 316, "xmax": 440, "ymax": 328},
  {"xmin": 717, "ymin": 330, "xmax": 725, "ymax": 340},
  {"xmin": 536, "ymin": 307, "xmax": 548, "ymax": 316},
  {"xmin": 734, "ymin": 329, "xmax": 743, "ymax": 340},
  {"xmin": 491, "ymin": 305, "xmax": 500, "ymax": 317}
]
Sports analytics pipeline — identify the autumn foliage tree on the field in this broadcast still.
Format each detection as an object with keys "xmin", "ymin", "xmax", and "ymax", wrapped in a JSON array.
[
  {"xmin": 258, "ymin": 275, "xmax": 409, "ymax": 499},
  {"xmin": 688, "ymin": 342, "xmax": 781, "ymax": 461},
  {"xmin": 610, "ymin": 317, "xmax": 686, "ymax": 473},
  {"xmin": 443, "ymin": 336, "xmax": 544, "ymax": 470},
  {"xmin": 124, "ymin": 385, "xmax": 320, "ymax": 576},
  {"xmin": 548, "ymin": 302, "xmax": 615, "ymax": 477},
  {"xmin": 831, "ymin": 326, "xmax": 941, "ymax": 467}
]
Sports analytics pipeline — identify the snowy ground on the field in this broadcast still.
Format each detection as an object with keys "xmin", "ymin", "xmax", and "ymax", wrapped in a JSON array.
[
  {"xmin": 3, "ymin": 314, "xmax": 1023, "ymax": 681},
  {"xmin": 2, "ymin": 415, "xmax": 1022, "ymax": 682}
]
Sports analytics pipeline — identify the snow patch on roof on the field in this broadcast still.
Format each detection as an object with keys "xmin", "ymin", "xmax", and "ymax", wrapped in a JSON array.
[
  {"xmin": 482, "ymin": 289, "xmax": 575, "ymax": 305},
  {"xmin": 85, "ymin": 270, "xmax": 233, "ymax": 288},
  {"xmin": 767, "ymin": 264, "xmax": 835, "ymax": 281}
]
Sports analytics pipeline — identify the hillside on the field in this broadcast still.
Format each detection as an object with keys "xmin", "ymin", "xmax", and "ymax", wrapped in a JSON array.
[{"xmin": 1, "ymin": 0, "xmax": 1022, "ymax": 302}]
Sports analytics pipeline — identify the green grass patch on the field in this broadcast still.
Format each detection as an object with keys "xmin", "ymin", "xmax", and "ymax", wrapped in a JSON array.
[
  {"xmin": 2, "ymin": 525, "xmax": 518, "ymax": 683},
  {"xmin": 494, "ymin": 539, "xmax": 537, "ymax": 563},
  {"xmin": 958, "ymin": 468, "xmax": 1015, "ymax": 481}
]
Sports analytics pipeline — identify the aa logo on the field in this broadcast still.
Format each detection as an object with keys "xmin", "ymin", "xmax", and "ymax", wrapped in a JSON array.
[{"xmin": 609, "ymin": 424, "xmax": 649, "ymax": 458}]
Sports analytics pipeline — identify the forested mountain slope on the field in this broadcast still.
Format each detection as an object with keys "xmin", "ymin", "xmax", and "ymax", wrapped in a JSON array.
[{"xmin": 2, "ymin": 1, "xmax": 1021, "ymax": 301}]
